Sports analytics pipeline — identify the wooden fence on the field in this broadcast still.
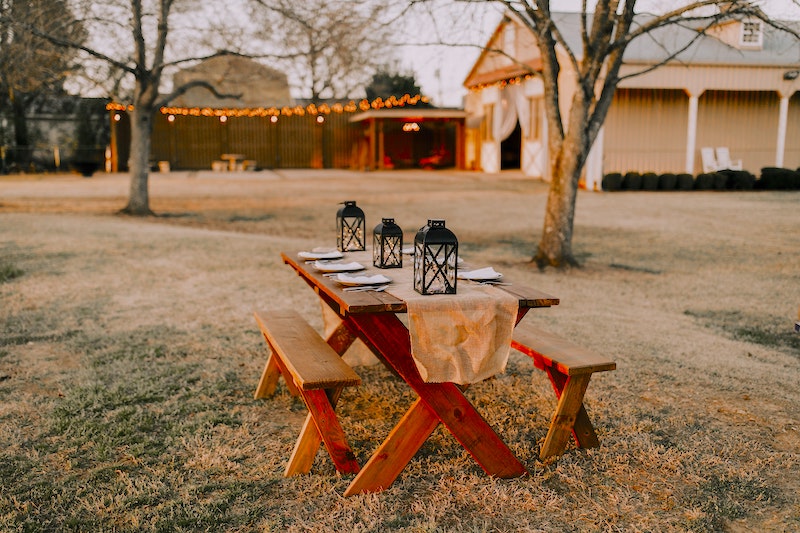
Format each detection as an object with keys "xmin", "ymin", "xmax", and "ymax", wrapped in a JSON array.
[{"xmin": 111, "ymin": 110, "xmax": 362, "ymax": 171}]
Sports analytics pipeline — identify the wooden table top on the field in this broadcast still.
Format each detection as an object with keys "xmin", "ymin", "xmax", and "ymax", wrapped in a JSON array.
[{"xmin": 281, "ymin": 251, "xmax": 559, "ymax": 315}]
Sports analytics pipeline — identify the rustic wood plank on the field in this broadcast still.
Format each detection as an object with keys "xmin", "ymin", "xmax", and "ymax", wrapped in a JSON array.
[
  {"xmin": 344, "ymin": 398, "xmax": 440, "ymax": 496},
  {"xmin": 512, "ymin": 323, "xmax": 616, "ymax": 375},
  {"xmin": 254, "ymin": 309, "xmax": 361, "ymax": 390}
]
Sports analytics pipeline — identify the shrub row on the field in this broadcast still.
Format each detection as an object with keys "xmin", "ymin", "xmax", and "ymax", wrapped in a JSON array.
[{"xmin": 601, "ymin": 167, "xmax": 800, "ymax": 192}]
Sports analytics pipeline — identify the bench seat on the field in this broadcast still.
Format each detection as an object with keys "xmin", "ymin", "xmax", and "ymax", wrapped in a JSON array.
[
  {"xmin": 254, "ymin": 309, "xmax": 361, "ymax": 475},
  {"xmin": 511, "ymin": 322, "xmax": 616, "ymax": 460}
]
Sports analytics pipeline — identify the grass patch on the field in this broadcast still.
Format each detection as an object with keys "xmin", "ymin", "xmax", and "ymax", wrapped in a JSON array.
[
  {"xmin": 0, "ymin": 262, "xmax": 23, "ymax": 283},
  {"xmin": 686, "ymin": 474, "xmax": 777, "ymax": 532},
  {"xmin": 227, "ymin": 213, "xmax": 274, "ymax": 223},
  {"xmin": 685, "ymin": 309, "xmax": 800, "ymax": 353},
  {"xmin": 0, "ymin": 324, "xmax": 274, "ymax": 531}
]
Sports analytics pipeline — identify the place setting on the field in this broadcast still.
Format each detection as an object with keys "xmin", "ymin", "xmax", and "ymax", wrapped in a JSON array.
[
  {"xmin": 457, "ymin": 266, "xmax": 510, "ymax": 286},
  {"xmin": 334, "ymin": 273, "xmax": 393, "ymax": 292}
]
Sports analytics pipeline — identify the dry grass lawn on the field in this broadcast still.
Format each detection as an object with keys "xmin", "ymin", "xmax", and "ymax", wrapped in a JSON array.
[{"xmin": 1, "ymin": 169, "xmax": 798, "ymax": 532}]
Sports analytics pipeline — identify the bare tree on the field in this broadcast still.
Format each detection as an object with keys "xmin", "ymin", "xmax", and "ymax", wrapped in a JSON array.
[
  {"xmin": 0, "ymin": 0, "xmax": 85, "ymax": 166},
  {"xmin": 7, "ymin": 0, "xmax": 241, "ymax": 215},
  {"xmin": 251, "ymin": 0, "xmax": 400, "ymax": 102},
  {"xmin": 426, "ymin": 0, "xmax": 798, "ymax": 268}
]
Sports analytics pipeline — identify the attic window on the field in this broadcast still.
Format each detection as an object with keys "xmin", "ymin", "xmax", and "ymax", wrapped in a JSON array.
[{"xmin": 740, "ymin": 19, "xmax": 763, "ymax": 48}]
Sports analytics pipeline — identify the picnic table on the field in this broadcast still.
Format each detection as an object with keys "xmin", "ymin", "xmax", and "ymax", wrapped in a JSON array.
[
  {"xmin": 220, "ymin": 153, "xmax": 245, "ymax": 171},
  {"xmin": 255, "ymin": 249, "xmax": 614, "ymax": 495}
]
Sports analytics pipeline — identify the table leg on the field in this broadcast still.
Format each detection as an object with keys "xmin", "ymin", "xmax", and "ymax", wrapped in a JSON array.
[
  {"xmin": 346, "ymin": 313, "xmax": 527, "ymax": 481},
  {"xmin": 344, "ymin": 398, "xmax": 440, "ymax": 496},
  {"xmin": 326, "ymin": 320, "xmax": 358, "ymax": 355}
]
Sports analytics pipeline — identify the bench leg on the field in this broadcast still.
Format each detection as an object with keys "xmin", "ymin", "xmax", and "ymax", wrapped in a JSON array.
[
  {"xmin": 254, "ymin": 352, "xmax": 281, "ymax": 399},
  {"xmin": 344, "ymin": 397, "xmax": 440, "ymax": 496},
  {"xmin": 302, "ymin": 387, "xmax": 360, "ymax": 474},
  {"xmin": 287, "ymin": 387, "xmax": 360, "ymax": 476},
  {"xmin": 285, "ymin": 413, "xmax": 323, "ymax": 476},
  {"xmin": 546, "ymin": 369, "xmax": 600, "ymax": 450},
  {"xmin": 540, "ymin": 373, "xmax": 594, "ymax": 460}
]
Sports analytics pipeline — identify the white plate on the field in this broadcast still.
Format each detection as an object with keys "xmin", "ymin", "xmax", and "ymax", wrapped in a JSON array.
[
  {"xmin": 335, "ymin": 273, "xmax": 392, "ymax": 286},
  {"xmin": 457, "ymin": 267, "xmax": 503, "ymax": 281},
  {"xmin": 298, "ymin": 248, "xmax": 343, "ymax": 260},
  {"xmin": 313, "ymin": 260, "xmax": 365, "ymax": 273}
]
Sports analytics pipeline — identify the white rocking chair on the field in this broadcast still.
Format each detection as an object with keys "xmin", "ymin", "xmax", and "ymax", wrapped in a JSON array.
[
  {"xmin": 715, "ymin": 147, "xmax": 742, "ymax": 171},
  {"xmin": 701, "ymin": 147, "xmax": 718, "ymax": 173}
]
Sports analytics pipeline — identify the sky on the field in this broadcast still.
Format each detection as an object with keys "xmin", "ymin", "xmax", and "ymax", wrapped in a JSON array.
[{"xmin": 404, "ymin": 0, "xmax": 800, "ymax": 108}]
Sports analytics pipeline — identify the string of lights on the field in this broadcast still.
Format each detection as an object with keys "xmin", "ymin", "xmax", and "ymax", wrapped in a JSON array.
[
  {"xmin": 467, "ymin": 74, "xmax": 536, "ymax": 93},
  {"xmin": 106, "ymin": 94, "xmax": 431, "ymax": 118}
]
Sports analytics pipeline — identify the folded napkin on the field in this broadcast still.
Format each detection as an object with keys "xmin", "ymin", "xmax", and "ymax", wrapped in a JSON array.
[
  {"xmin": 336, "ymin": 273, "xmax": 392, "ymax": 285},
  {"xmin": 457, "ymin": 267, "xmax": 502, "ymax": 281},
  {"xmin": 313, "ymin": 261, "xmax": 364, "ymax": 272},
  {"xmin": 298, "ymin": 248, "xmax": 343, "ymax": 260}
]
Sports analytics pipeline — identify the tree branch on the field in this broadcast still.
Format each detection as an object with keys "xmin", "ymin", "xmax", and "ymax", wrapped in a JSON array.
[{"xmin": 156, "ymin": 79, "xmax": 242, "ymax": 109}]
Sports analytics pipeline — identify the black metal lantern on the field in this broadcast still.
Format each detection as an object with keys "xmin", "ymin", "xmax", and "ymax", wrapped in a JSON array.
[
  {"xmin": 373, "ymin": 218, "xmax": 403, "ymax": 268},
  {"xmin": 414, "ymin": 219, "xmax": 458, "ymax": 295},
  {"xmin": 336, "ymin": 200, "xmax": 366, "ymax": 252}
]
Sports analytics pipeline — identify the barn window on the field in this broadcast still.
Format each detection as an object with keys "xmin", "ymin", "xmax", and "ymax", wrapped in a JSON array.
[{"xmin": 740, "ymin": 19, "xmax": 763, "ymax": 48}]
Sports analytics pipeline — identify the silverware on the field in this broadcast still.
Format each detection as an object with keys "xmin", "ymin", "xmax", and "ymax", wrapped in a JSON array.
[{"xmin": 342, "ymin": 285, "xmax": 388, "ymax": 292}]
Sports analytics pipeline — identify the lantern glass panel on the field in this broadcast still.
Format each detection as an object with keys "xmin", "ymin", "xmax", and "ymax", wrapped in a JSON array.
[
  {"xmin": 413, "ymin": 220, "xmax": 458, "ymax": 295},
  {"xmin": 336, "ymin": 200, "xmax": 365, "ymax": 251},
  {"xmin": 373, "ymin": 218, "xmax": 403, "ymax": 268}
]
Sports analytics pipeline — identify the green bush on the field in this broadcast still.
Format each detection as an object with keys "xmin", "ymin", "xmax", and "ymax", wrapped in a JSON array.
[
  {"xmin": 723, "ymin": 170, "xmax": 756, "ymax": 190},
  {"xmin": 658, "ymin": 173, "xmax": 677, "ymax": 190},
  {"xmin": 694, "ymin": 173, "xmax": 715, "ymax": 190},
  {"xmin": 602, "ymin": 172, "xmax": 623, "ymax": 192},
  {"xmin": 677, "ymin": 173, "xmax": 694, "ymax": 191},
  {"xmin": 641, "ymin": 172, "xmax": 659, "ymax": 190},
  {"xmin": 758, "ymin": 167, "xmax": 800, "ymax": 190},
  {"xmin": 622, "ymin": 172, "xmax": 642, "ymax": 190},
  {"xmin": 713, "ymin": 172, "xmax": 730, "ymax": 190}
]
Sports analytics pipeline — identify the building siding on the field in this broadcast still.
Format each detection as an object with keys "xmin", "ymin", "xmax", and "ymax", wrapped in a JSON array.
[{"xmin": 603, "ymin": 88, "xmax": 688, "ymax": 174}]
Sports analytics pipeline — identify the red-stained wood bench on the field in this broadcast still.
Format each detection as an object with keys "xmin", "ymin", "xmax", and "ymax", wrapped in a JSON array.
[
  {"xmin": 254, "ymin": 309, "xmax": 361, "ymax": 476},
  {"xmin": 511, "ymin": 323, "xmax": 616, "ymax": 460}
]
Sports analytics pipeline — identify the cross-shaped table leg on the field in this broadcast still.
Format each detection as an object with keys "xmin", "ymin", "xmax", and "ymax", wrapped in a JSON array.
[{"xmin": 342, "ymin": 312, "xmax": 527, "ymax": 495}]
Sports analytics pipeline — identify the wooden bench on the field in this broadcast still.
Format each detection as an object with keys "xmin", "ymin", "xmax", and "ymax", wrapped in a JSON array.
[
  {"xmin": 254, "ymin": 309, "xmax": 361, "ymax": 476},
  {"xmin": 511, "ymin": 323, "xmax": 616, "ymax": 460}
]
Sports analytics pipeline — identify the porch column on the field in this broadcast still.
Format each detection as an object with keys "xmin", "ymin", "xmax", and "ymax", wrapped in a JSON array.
[
  {"xmin": 685, "ymin": 93, "xmax": 699, "ymax": 174},
  {"xmin": 775, "ymin": 94, "xmax": 789, "ymax": 168}
]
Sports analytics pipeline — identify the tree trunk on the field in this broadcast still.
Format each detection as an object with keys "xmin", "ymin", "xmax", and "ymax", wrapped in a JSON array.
[
  {"xmin": 122, "ymin": 107, "xmax": 153, "ymax": 216},
  {"xmin": 11, "ymin": 92, "xmax": 31, "ymax": 166},
  {"xmin": 534, "ymin": 144, "xmax": 582, "ymax": 268}
]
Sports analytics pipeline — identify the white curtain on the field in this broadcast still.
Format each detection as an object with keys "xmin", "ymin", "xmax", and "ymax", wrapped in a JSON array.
[
  {"xmin": 493, "ymin": 88, "xmax": 517, "ymax": 142},
  {"xmin": 492, "ymin": 84, "xmax": 529, "ymax": 142}
]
